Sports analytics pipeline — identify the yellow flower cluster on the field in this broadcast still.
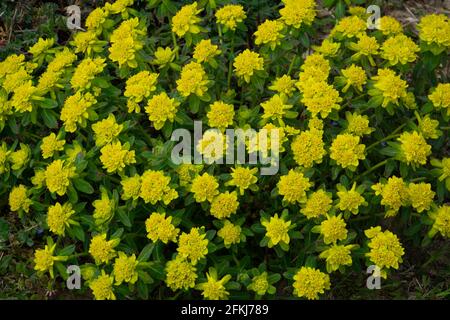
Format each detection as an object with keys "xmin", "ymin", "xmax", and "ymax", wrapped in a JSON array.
[{"xmin": 365, "ymin": 227, "xmax": 404, "ymax": 278}]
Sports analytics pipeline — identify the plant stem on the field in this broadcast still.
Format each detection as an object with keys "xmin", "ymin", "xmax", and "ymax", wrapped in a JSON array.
[
  {"xmin": 355, "ymin": 159, "xmax": 388, "ymax": 180},
  {"xmin": 218, "ymin": 24, "xmax": 223, "ymax": 45},
  {"xmin": 171, "ymin": 32, "xmax": 179, "ymax": 60},
  {"xmin": 227, "ymin": 35, "xmax": 235, "ymax": 90},
  {"xmin": 287, "ymin": 55, "xmax": 298, "ymax": 76}
]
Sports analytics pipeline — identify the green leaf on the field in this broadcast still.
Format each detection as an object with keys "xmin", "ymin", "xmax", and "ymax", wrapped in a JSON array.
[
  {"xmin": 73, "ymin": 178, "xmax": 94, "ymax": 194},
  {"xmin": 137, "ymin": 270, "xmax": 154, "ymax": 284},
  {"xmin": 41, "ymin": 109, "xmax": 58, "ymax": 128},
  {"xmin": 138, "ymin": 243, "xmax": 155, "ymax": 262},
  {"xmin": 58, "ymin": 244, "xmax": 75, "ymax": 256},
  {"xmin": 147, "ymin": 263, "xmax": 165, "ymax": 280},
  {"xmin": 0, "ymin": 218, "xmax": 9, "ymax": 242},
  {"xmin": 117, "ymin": 208, "xmax": 132, "ymax": 228},
  {"xmin": 38, "ymin": 98, "xmax": 58, "ymax": 109}
]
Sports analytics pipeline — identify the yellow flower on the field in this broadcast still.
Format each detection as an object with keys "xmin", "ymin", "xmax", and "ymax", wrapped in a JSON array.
[
  {"xmin": 292, "ymin": 267, "xmax": 330, "ymax": 300},
  {"xmin": 139, "ymin": 170, "xmax": 178, "ymax": 205},
  {"xmin": 34, "ymin": 243, "xmax": 67, "ymax": 278},
  {"xmin": 300, "ymin": 189, "xmax": 332, "ymax": 219},
  {"xmin": 381, "ymin": 34, "xmax": 419, "ymax": 65},
  {"xmin": 171, "ymin": 2, "xmax": 202, "ymax": 37},
  {"xmin": 408, "ymin": 183, "xmax": 435, "ymax": 213},
  {"xmin": 176, "ymin": 62, "xmax": 209, "ymax": 97},
  {"xmin": 196, "ymin": 269, "xmax": 231, "ymax": 300},
  {"xmin": 10, "ymin": 81, "xmax": 38, "ymax": 113},
  {"xmin": 47, "ymin": 48, "xmax": 77, "ymax": 73},
  {"xmin": 261, "ymin": 213, "xmax": 291, "ymax": 248},
  {"xmin": 233, "ymin": 49, "xmax": 264, "ymax": 83},
  {"xmin": 92, "ymin": 114, "xmax": 123, "ymax": 147},
  {"xmin": 210, "ymin": 191, "xmax": 239, "ymax": 219},
  {"xmin": 341, "ymin": 64, "xmax": 367, "ymax": 92},
  {"xmin": 379, "ymin": 16, "xmax": 403, "ymax": 36},
  {"xmin": 297, "ymin": 53, "xmax": 330, "ymax": 88},
  {"xmin": 300, "ymin": 81, "xmax": 342, "ymax": 118},
  {"xmin": 319, "ymin": 215, "xmax": 348, "ymax": 244},
  {"xmin": 89, "ymin": 271, "xmax": 116, "ymax": 300},
  {"xmin": 153, "ymin": 47, "xmax": 176, "ymax": 67},
  {"xmin": 397, "ymin": 131, "xmax": 431, "ymax": 167},
  {"xmin": 191, "ymin": 172, "xmax": 219, "ymax": 202},
  {"xmin": 107, "ymin": 0, "xmax": 134, "ymax": 15},
  {"xmin": 70, "ymin": 57, "xmax": 106, "ymax": 90},
  {"xmin": 417, "ymin": 115, "xmax": 440, "ymax": 139},
  {"xmin": 100, "ymin": 141, "xmax": 136, "ymax": 173},
  {"xmin": 89, "ymin": 233, "xmax": 119, "ymax": 264},
  {"xmin": 215, "ymin": 4, "xmax": 246, "ymax": 31},
  {"xmin": 248, "ymin": 273, "xmax": 270, "ymax": 296},
  {"xmin": 308, "ymin": 117, "xmax": 324, "ymax": 132},
  {"xmin": 113, "ymin": 252, "xmax": 139, "ymax": 285},
  {"xmin": 176, "ymin": 164, "xmax": 203, "ymax": 187},
  {"xmin": 330, "ymin": 134, "xmax": 365, "ymax": 170},
  {"xmin": 71, "ymin": 30, "xmax": 99, "ymax": 55},
  {"xmin": 429, "ymin": 206, "xmax": 450, "ymax": 238},
  {"xmin": 44, "ymin": 160, "xmax": 76, "ymax": 196},
  {"xmin": 61, "ymin": 91, "xmax": 97, "ymax": 132},
  {"xmin": 428, "ymin": 83, "xmax": 450, "ymax": 116},
  {"xmin": 109, "ymin": 18, "xmax": 145, "ymax": 68},
  {"xmin": 319, "ymin": 244, "xmax": 355, "ymax": 273},
  {"xmin": 277, "ymin": 169, "xmax": 312, "ymax": 204},
  {"xmin": 120, "ymin": 175, "xmax": 141, "ymax": 200},
  {"xmin": 365, "ymin": 227, "xmax": 404, "ymax": 277},
  {"xmin": 254, "ymin": 19, "xmax": 284, "ymax": 50},
  {"xmin": 331, "ymin": 16, "xmax": 366, "ymax": 38},
  {"xmin": 193, "ymin": 39, "xmax": 221, "ymax": 63},
  {"xmin": 291, "ymin": 130, "xmax": 326, "ymax": 168},
  {"xmin": 207, "ymin": 101, "xmax": 234, "ymax": 131},
  {"xmin": 86, "ymin": 7, "xmax": 109, "ymax": 33},
  {"xmin": 217, "ymin": 220, "xmax": 241, "ymax": 248},
  {"xmin": 145, "ymin": 212, "xmax": 179, "ymax": 244},
  {"xmin": 31, "ymin": 169, "xmax": 46, "ymax": 188},
  {"xmin": 196, "ymin": 130, "xmax": 227, "ymax": 163},
  {"xmin": 145, "ymin": 92, "xmax": 180, "ymax": 130},
  {"xmin": 372, "ymin": 176, "xmax": 409, "ymax": 217},
  {"xmin": 124, "ymin": 71, "xmax": 158, "ymax": 108},
  {"xmin": 3, "ymin": 68, "xmax": 31, "ymax": 93},
  {"xmin": 430, "ymin": 158, "xmax": 450, "ymax": 190},
  {"xmin": 279, "ymin": 0, "xmax": 316, "ymax": 29},
  {"xmin": 9, "ymin": 185, "xmax": 32, "ymax": 213},
  {"xmin": 336, "ymin": 183, "xmax": 367, "ymax": 215},
  {"xmin": 177, "ymin": 227, "xmax": 208, "ymax": 265},
  {"xmin": 9, "ymin": 143, "xmax": 30, "ymax": 170},
  {"xmin": 93, "ymin": 192, "xmax": 115, "ymax": 225},
  {"xmin": 261, "ymin": 94, "xmax": 292, "ymax": 125},
  {"xmin": 371, "ymin": 68, "xmax": 408, "ymax": 108},
  {"xmin": 313, "ymin": 38, "xmax": 341, "ymax": 57},
  {"xmin": 345, "ymin": 112, "xmax": 374, "ymax": 136},
  {"xmin": 0, "ymin": 142, "xmax": 11, "ymax": 174},
  {"xmin": 417, "ymin": 14, "xmax": 450, "ymax": 50},
  {"xmin": 348, "ymin": 6, "xmax": 367, "ymax": 18},
  {"xmin": 348, "ymin": 34, "xmax": 379, "ymax": 65},
  {"xmin": 165, "ymin": 256, "xmax": 197, "ymax": 291},
  {"xmin": 47, "ymin": 202, "xmax": 75, "ymax": 235},
  {"xmin": 40, "ymin": 133, "xmax": 65, "ymax": 159},
  {"xmin": 225, "ymin": 166, "xmax": 258, "ymax": 195},
  {"xmin": 29, "ymin": 38, "xmax": 54, "ymax": 57},
  {"xmin": 0, "ymin": 54, "xmax": 25, "ymax": 80},
  {"xmin": 269, "ymin": 75, "xmax": 296, "ymax": 97}
]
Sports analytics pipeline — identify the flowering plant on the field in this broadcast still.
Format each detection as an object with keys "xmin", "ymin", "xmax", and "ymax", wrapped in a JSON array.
[{"xmin": 0, "ymin": 0, "xmax": 449, "ymax": 300}]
